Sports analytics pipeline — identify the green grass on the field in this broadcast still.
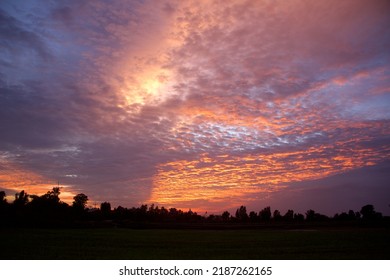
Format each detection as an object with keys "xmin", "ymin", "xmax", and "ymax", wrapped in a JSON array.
[{"xmin": 0, "ymin": 228, "xmax": 389, "ymax": 259}]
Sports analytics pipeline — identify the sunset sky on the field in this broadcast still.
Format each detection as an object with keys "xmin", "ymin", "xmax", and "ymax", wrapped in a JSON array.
[{"xmin": 1, "ymin": 0, "xmax": 389, "ymax": 215}]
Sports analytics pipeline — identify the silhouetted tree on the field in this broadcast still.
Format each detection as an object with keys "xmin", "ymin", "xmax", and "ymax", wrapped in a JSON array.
[
  {"xmin": 360, "ymin": 204, "xmax": 382, "ymax": 220},
  {"xmin": 333, "ymin": 209, "xmax": 357, "ymax": 221},
  {"xmin": 100, "ymin": 202, "xmax": 111, "ymax": 218},
  {"xmin": 360, "ymin": 204, "xmax": 374, "ymax": 219},
  {"xmin": 0, "ymin": 191, "xmax": 6, "ymax": 204},
  {"xmin": 3, "ymin": 187, "xmax": 387, "ymax": 229},
  {"xmin": 45, "ymin": 187, "xmax": 60, "ymax": 203},
  {"xmin": 169, "ymin": 207, "xmax": 178, "ymax": 216},
  {"xmin": 305, "ymin": 209, "xmax": 316, "ymax": 221},
  {"xmin": 249, "ymin": 211, "xmax": 258, "ymax": 222},
  {"xmin": 305, "ymin": 209, "xmax": 328, "ymax": 221},
  {"xmin": 259, "ymin": 206, "xmax": 271, "ymax": 221},
  {"xmin": 72, "ymin": 193, "xmax": 88, "ymax": 211},
  {"xmin": 334, "ymin": 212, "xmax": 349, "ymax": 221},
  {"xmin": 159, "ymin": 206, "xmax": 169, "ymax": 220},
  {"xmin": 207, "ymin": 214, "xmax": 217, "ymax": 222},
  {"xmin": 14, "ymin": 190, "xmax": 29, "ymax": 207},
  {"xmin": 24, "ymin": 187, "xmax": 70, "ymax": 226},
  {"xmin": 273, "ymin": 209, "xmax": 282, "ymax": 221},
  {"xmin": 294, "ymin": 213, "xmax": 304, "ymax": 222},
  {"xmin": 235, "ymin": 205, "xmax": 248, "ymax": 222},
  {"xmin": 222, "ymin": 211, "xmax": 230, "ymax": 222},
  {"xmin": 348, "ymin": 210, "xmax": 356, "ymax": 220},
  {"xmin": 113, "ymin": 205, "xmax": 126, "ymax": 219},
  {"xmin": 284, "ymin": 209, "xmax": 294, "ymax": 222},
  {"xmin": 184, "ymin": 209, "xmax": 201, "ymax": 222},
  {"xmin": 355, "ymin": 211, "xmax": 361, "ymax": 219},
  {"xmin": 138, "ymin": 204, "xmax": 148, "ymax": 220},
  {"xmin": 29, "ymin": 187, "xmax": 62, "ymax": 208},
  {"xmin": 0, "ymin": 191, "xmax": 8, "ymax": 217},
  {"xmin": 149, "ymin": 207, "xmax": 156, "ymax": 220}
]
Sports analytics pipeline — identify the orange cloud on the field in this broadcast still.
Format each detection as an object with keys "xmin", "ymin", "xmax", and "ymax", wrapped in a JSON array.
[
  {"xmin": 0, "ymin": 160, "xmax": 77, "ymax": 204},
  {"xmin": 149, "ymin": 142, "xmax": 390, "ymax": 212}
]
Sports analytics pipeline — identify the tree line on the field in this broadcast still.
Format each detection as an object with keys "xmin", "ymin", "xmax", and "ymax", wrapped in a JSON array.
[{"xmin": 0, "ymin": 188, "xmax": 386, "ymax": 228}]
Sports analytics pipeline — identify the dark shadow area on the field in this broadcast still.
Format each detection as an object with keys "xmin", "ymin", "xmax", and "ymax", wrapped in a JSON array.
[
  {"xmin": 1, "ymin": 188, "xmax": 389, "ymax": 229},
  {"xmin": 0, "ymin": 228, "xmax": 389, "ymax": 260},
  {"xmin": 1, "ymin": 188, "xmax": 389, "ymax": 259}
]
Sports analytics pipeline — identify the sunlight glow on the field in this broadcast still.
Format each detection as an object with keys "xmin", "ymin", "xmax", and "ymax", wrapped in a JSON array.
[{"xmin": 122, "ymin": 68, "xmax": 175, "ymax": 107}]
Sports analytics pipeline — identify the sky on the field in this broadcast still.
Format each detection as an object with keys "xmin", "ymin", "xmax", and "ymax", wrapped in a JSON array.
[{"xmin": 0, "ymin": 0, "xmax": 389, "ymax": 216}]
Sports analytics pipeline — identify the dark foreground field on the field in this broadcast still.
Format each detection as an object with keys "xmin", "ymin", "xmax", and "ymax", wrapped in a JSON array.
[{"xmin": 1, "ymin": 228, "xmax": 389, "ymax": 259}]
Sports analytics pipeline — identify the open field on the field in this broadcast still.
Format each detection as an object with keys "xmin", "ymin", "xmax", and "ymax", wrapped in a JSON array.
[{"xmin": 0, "ymin": 228, "xmax": 389, "ymax": 259}]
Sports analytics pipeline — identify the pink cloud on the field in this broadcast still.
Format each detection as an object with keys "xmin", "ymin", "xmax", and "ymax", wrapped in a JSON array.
[{"xmin": 1, "ymin": 0, "xmax": 389, "ymax": 214}]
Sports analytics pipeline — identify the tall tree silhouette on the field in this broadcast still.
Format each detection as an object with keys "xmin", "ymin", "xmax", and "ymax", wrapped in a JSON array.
[
  {"xmin": 14, "ymin": 190, "xmax": 29, "ymax": 207},
  {"xmin": 44, "ymin": 187, "xmax": 61, "ymax": 203},
  {"xmin": 0, "ymin": 191, "xmax": 6, "ymax": 204},
  {"xmin": 273, "ymin": 209, "xmax": 282, "ymax": 221},
  {"xmin": 0, "ymin": 191, "xmax": 8, "ymax": 217},
  {"xmin": 294, "ymin": 213, "xmax": 304, "ymax": 222},
  {"xmin": 284, "ymin": 209, "xmax": 294, "ymax": 221},
  {"xmin": 305, "ymin": 209, "xmax": 316, "ymax": 221},
  {"xmin": 235, "ymin": 205, "xmax": 248, "ymax": 222},
  {"xmin": 30, "ymin": 187, "xmax": 61, "ymax": 207},
  {"xmin": 72, "ymin": 193, "xmax": 88, "ymax": 211},
  {"xmin": 100, "ymin": 202, "xmax": 111, "ymax": 218},
  {"xmin": 249, "ymin": 211, "xmax": 258, "ymax": 222},
  {"xmin": 221, "ymin": 211, "xmax": 230, "ymax": 222},
  {"xmin": 259, "ymin": 206, "xmax": 271, "ymax": 221},
  {"xmin": 26, "ymin": 187, "xmax": 69, "ymax": 225},
  {"xmin": 360, "ymin": 204, "xmax": 382, "ymax": 220}
]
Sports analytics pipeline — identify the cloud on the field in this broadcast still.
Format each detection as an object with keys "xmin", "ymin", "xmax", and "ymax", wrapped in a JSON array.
[
  {"xmin": 0, "ymin": 8, "xmax": 51, "ymax": 61},
  {"xmin": 0, "ymin": 0, "xmax": 389, "ymax": 212},
  {"xmin": 259, "ymin": 161, "xmax": 390, "ymax": 216}
]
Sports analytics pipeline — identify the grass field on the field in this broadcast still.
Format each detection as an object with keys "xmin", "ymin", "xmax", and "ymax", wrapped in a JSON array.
[{"xmin": 0, "ymin": 228, "xmax": 389, "ymax": 259}]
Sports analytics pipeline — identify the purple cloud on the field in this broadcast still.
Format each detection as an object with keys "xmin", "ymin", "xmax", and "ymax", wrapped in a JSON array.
[{"xmin": 0, "ymin": 0, "xmax": 389, "ymax": 214}]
